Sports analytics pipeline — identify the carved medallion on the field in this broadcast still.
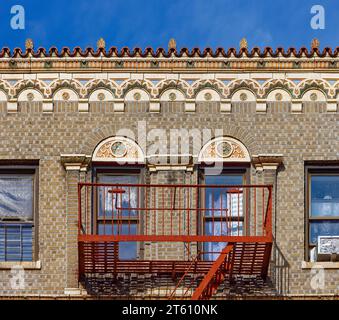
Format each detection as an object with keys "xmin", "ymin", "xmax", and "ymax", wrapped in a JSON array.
[
  {"xmin": 216, "ymin": 141, "xmax": 233, "ymax": 158},
  {"xmin": 27, "ymin": 93, "xmax": 34, "ymax": 102},
  {"xmin": 204, "ymin": 92, "xmax": 212, "ymax": 101},
  {"xmin": 240, "ymin": 92, "xmax": 248, "ymax": 101},
  {"xmin": 169, "ymin": 92, "xmax": 177, "ymax": 101},
  {"xmin": 62, "ymin": 92, "xmax": 70, "ymax": 101},
  {"xmin": 111, "ymin": 141, "xmax": 128, "ymax": 158},
  {"xmin": 134, "ymin": 92, "xmax": 141, "ymax": 101},
  {"xmin": 310, "ymin": 93, "xmax": 318, "ymax": 101},
  {"xmin": 275, "ymin": 93, "xmax": 283, "ymax": 101},
  {"xmin": 98, "ymin": 92, "xmax": 105, "ymax": 101}
]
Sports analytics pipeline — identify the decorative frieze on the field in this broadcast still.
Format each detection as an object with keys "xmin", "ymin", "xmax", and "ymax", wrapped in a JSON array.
[{"xmin": 0, "ymin": 71, "xmax": 337, "ymax": 114}]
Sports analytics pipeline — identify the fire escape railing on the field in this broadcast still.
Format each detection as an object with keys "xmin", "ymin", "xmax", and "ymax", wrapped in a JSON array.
[{"xmin": 78, "ymin": 183, "xmax": 273, "ymax": 244}]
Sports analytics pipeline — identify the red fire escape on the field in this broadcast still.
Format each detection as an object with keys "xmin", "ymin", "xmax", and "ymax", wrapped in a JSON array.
[{"xmin": 78, "ymin": 183, "xmax": 273, "ymax": 299}]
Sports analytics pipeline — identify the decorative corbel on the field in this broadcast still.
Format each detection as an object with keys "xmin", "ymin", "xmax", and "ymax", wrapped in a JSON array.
[
  {"xmin": 60, "ymin": 154, "xmax": 91, "ymax": 172},
  {"xmin": 252, "ymin": 154, "xmax": 284, "ymax": 172}
]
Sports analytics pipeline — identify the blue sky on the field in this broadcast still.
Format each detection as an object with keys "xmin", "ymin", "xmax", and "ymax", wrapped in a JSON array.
[{"xmin": 0, "ymin": 0, "xmax": 338, "ymax": 50}]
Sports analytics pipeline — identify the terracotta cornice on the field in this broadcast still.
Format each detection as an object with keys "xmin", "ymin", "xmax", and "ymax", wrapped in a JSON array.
[
  {"xmin": 1, "ymin": 46, "xmax": 338, "ymax": 73},
  {"xmin": 1, "ymin": 46, "xmax": 339, "ymax": 58}
]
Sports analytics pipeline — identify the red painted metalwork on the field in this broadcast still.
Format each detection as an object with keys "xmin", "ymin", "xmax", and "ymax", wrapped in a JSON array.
[
  {"xmin": 168, "ymin": 252, "xmax": 201, "ymax": 300},
  {"xmin": 191, "ymin": 244, "xmax": 234, "ymax": 300},
  {"xmin": 77, "ymin": 183, "xmax": 273, "ymax": 299}
]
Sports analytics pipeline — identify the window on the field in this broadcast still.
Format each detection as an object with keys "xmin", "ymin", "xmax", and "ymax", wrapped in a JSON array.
[
  {"xmin": 95, "ymin": 170, "xmax": 141, "ymax": 260},
  {"xmin": 200, "ymin": 169, "xmax": 246, "ymax": 260},
  {"xmin": 0, "ymin": 168, "xmax": 37, "ymax": 262},
  {"xmin": 307, "ymin": 168, "xmax": 339, "ymax": 261}
]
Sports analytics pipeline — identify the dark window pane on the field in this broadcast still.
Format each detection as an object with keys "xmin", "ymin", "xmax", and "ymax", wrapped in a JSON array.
[
  {"xmin": 311, "ymin": 175, "xmax": 339, "ymax": 217},
  {"xmin": 98, "ymin": 175, "xmax": 138, "ymax": 218},
  {"xmin": 0, "ymin": 176, "xmax": 34, "ymax": 220},
  {"xmin": 0, "ymin": 224, "xmax": 33, "ymax": 261},
  {"xmin": 98, "ymin": 223, "xmax": 137, "ymax": 260},
  {"xmin": 310, "ymin": 220, "xmax": 339, "ymax": 244}
]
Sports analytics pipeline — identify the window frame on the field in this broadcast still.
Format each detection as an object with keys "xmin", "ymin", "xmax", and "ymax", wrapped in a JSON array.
[
  {"xmin": 305, "ymin": 165, "xmax": 339, "ymax": 261},
  {"xmin": 92, "ymin": 165, "xmax": 144, "ymax": 260},
  {"xmin": 198, "ymin": 165, "xmax": 250, "ymax": 260},
  {"xmin": 0, "ymin": 165, "xmax": 39, "ymax": 262}
]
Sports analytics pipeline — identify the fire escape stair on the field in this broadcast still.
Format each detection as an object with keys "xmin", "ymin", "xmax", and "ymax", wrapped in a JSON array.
[{"xmin": 191, "ymin": 241, "xmax": 272, "ymax": 300}]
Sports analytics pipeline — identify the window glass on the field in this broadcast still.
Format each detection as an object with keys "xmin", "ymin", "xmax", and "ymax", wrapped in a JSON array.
[
  {"xmin": 204, "ymin": 175, "xmax": 243, "ymax": 217},
  {"xmin": 98, "ymin": 175, "xmax": 138, "ymax": 218},
  {"xmin": 98, "ymin": 223, "xmax": 137, "ymax": 260},
  {"xmin": 310, "ymin": 220, "xmax": 339, "ymax": 244},
  {"xmin": 0, "ymin": 176, "xmax": 34, "ymax": 220},
  {"xmin": 0, "ymin": 224, "xmax": 33, "ymax": 261},
  {"xmin": 311, "ymin": 175, "xmax": 339, "ymax": 217},
  {"xmin": 203, "ymin": 173, "xmax": 243, "ymax": 260},
  {"xmin": 308, "ymin": 172, "xmax": 339, "ymax": 261},
  {"xmin": 204, "ymin": 221, "xmax": 243, "ymax": 260}
]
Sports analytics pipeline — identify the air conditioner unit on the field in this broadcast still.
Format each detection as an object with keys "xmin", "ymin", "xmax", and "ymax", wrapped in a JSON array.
[{"xmin": 317, "ymin": 236, "xmax": 339, "ymax": 262}]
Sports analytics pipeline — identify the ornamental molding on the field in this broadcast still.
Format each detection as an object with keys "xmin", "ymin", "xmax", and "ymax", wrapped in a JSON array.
[
  {"xmin": 0, "ymin": 74, "xmax": 338, "ymax": 102},
  {"xmin": 156, "ymin": 79, "xmax": 190, "ymax": 99},
  {"xmin": 227, "ymin": 79, "xmax": 262, "ymax": 98},
  {"xmin": 85, "ymin": 79, "xmax": 118, "ymax": 98},
  {"xmin": 92, "ymin": 136, "xmax": 145, "ymax": 163},
  {"xmin": 262, "ymin": 79, "xmax": 296, "ymax": 99},
  {"xmin": 49, "ymin": 79, "xmax": 83, "ymax": 99},
  {"xmin": 14, "ymin": 79, "xmax": 48, "ymax": 99},
  {"xmin": 191, "ymin": 79, "xmax": 226, "ymax": 99},
  {"xmin": 198, "ymin": 137, "xmax": 251, "ymax": 163}
]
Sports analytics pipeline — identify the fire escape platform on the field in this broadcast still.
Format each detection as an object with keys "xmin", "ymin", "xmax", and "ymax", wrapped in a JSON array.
[{"xmin": 79, "ymin": 240, "xmax": 272, "ymax": 277}]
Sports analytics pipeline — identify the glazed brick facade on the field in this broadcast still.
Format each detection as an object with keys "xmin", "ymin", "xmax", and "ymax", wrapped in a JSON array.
[{"xmin": 0, "ymin": 97, "xmax": 338, "ymax": 298}]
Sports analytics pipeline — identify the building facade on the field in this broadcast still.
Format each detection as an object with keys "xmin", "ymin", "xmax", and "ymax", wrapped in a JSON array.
[{"xmin": 0, "ymin": 39, "xmax": 338, "ymax": 299}]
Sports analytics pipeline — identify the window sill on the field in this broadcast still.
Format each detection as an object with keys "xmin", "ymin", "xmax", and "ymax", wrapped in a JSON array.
[
  {"xmin": 0, "ymin": 260, "xmax": 41, "ymax": 270},
  {"xmin": 301, "ymin": 261, "xmax": 339, "ymax": 269}
]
